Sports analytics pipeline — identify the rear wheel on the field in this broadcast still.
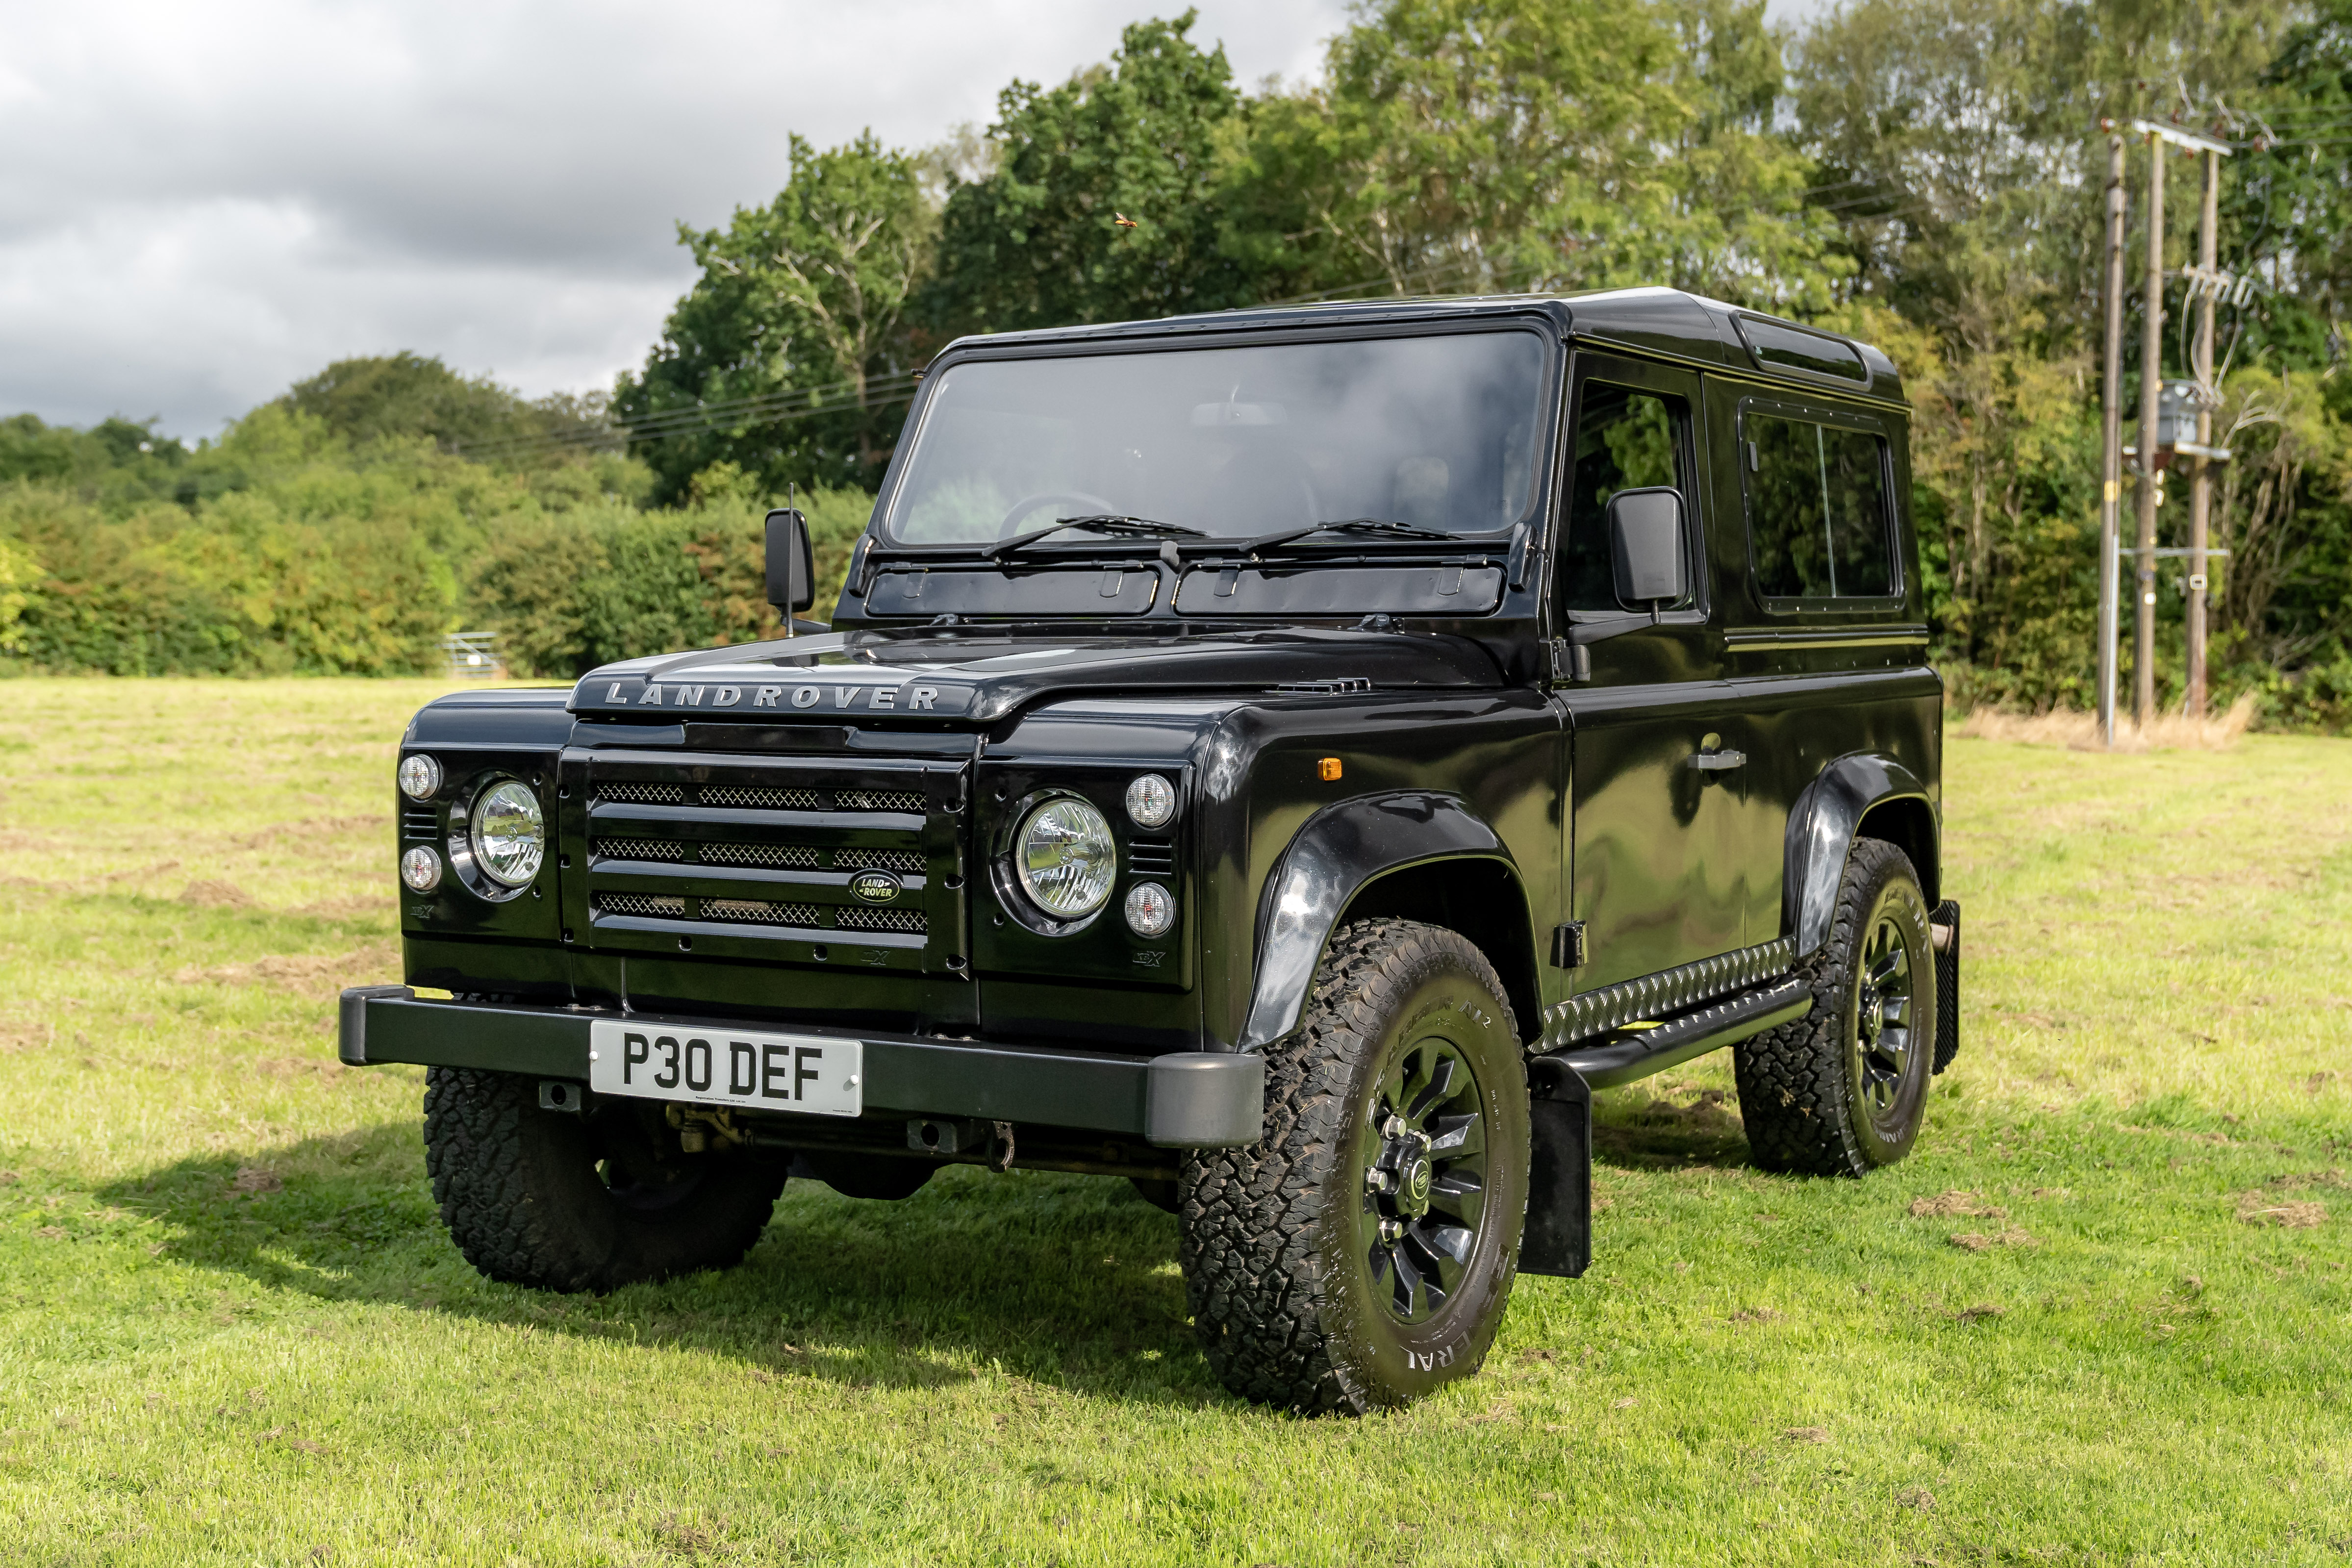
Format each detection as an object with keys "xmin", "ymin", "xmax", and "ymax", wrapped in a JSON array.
[
  {"xmin": 423, "ymin": 1068, "xmax": 786, "ymax": 1292},
  {"xmin": 1734, "ymin": 838, "xmax": 1937, "ymax": 1176},
  {"xmin": 1179, "ymin": 918, "xmax": 1529, "ymax": 1414}
]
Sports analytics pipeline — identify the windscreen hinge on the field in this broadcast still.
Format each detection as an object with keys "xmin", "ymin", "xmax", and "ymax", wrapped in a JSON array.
[{"xmin": 1546, "ymin": 639, "xmax": 1591, "ymax": 684}]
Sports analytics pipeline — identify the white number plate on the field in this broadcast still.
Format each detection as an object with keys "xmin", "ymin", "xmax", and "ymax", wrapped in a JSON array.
[{"xmin": 587, "ymin": 1019, "xmax": 862, "ymax": 1117}]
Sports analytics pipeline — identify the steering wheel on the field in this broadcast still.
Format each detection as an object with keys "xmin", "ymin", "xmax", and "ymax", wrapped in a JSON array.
[{"xmin": 997, "ymin": 490, "xmax": 1120, "ymax": 538}]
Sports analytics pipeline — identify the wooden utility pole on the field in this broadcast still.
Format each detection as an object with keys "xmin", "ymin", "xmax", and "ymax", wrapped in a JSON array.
[
  {"xmin": 2186, "ymin": 148, "xmax": 2221, "ymax": 717},
  {"xmin": 2134, "ymin": 128, "xmax": 2165, "ymax": 726},
  {"xmin": 2099, "ymin": 131, "xmax": 2126, "ymax": 748}
]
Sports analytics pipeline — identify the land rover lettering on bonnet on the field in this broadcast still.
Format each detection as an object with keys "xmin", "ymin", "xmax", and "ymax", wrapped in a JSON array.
[{"xmin": 342, "ymin": 288, "xmax": 1959, "ymax": 1414}]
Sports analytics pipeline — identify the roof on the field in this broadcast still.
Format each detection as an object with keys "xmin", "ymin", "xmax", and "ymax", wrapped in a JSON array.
[{"xmin": 936, "ymin": 287, "xmax": 1906, "ymax": 407}]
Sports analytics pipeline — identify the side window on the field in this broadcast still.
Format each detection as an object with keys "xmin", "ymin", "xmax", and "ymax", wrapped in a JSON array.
[
  {"xmin": 1560, "ymin": 381, "xmax": 1690, "ymax": 612},
  {"xmin": 1745, "ymin": 413, "xmax": 1894, "ymax": 601}
]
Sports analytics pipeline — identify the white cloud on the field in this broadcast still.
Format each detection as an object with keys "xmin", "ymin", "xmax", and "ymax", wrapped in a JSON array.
[{"xmin": 0, "ymin": 0, "xmax": 1347, "ymax": 436}]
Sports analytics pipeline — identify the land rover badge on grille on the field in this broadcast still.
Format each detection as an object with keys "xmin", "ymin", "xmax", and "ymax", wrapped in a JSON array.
[{"xmin": 848, "ymin": 870, "xmax": 903, "ymax": 904}]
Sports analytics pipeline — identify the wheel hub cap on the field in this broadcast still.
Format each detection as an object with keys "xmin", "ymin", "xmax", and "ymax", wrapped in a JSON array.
[{"xmin": 1397, "ymin": 1147, "xmax": 1434, "ymax": 1215}]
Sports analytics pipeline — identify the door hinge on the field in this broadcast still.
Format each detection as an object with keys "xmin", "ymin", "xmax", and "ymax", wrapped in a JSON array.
[{"xmin": 1550, "ymin": 921, "xmax": 1588, "ymax": 969}]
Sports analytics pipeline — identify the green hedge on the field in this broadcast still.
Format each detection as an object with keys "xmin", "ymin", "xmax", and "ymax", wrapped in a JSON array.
[
  {"xmin": 0, "ymin": 407, "xmax": 872, "ymax": 679},
  {"xmin": 469, "ymin": 484, "xmax": 872, "ymax": 679}
]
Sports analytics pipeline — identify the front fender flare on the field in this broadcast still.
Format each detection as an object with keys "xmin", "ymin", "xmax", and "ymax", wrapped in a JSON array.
[
  {"xmin": 1784, "ymin": 753, "xmax": 1936, "ymax": 960},
  {"xmin": 1238, "ymin": 792, "xmax": 1514, "ymax": 1051}
]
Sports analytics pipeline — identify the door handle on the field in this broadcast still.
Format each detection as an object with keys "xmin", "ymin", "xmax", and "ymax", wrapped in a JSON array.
[{"xmin": 1690, "ymin": 748, "xmax": 1746, "ymax": 772}]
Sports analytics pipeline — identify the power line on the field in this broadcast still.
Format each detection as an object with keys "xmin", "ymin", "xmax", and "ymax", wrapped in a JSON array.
[{"xmin": 451, "ymin": 177, "xmax": 1959, "ymax": 467}]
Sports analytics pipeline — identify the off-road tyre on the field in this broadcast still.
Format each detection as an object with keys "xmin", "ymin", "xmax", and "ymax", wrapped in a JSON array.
[
  {"xmin": 1178, "ymin": 918, "xmax": 1530, "ymax": 1414},
  {"xmin": 423, "ymin": 1067, "xmax": 787, "ymax": 1292},
  {"xmin": 1734, "ymin": 838, "xmax": 1938, "ymax": 1177}
]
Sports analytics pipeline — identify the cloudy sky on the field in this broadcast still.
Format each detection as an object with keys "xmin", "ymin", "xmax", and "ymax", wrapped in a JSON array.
[{"xmin": 1, "ymin": 0, "xmax": 1820, "ymax": 439}]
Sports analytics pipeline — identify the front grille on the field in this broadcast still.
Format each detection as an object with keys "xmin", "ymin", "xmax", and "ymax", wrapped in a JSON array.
[
  {"xmin": 596, "ymin": 837, "xmax": 686, "ymax": 862},
  {"xmin": 836, "ymin": 906, "xmax": 928, "ymax": 935},
  {"xmin": 401, "ymin": 809, "xmax": 439, "ymax": 841},
  {"xmin": 835, "ymin": 788, "xmax": 925, "ymax": 813},
  {"xmin": 703, "ymin": 898, "xmax": 824, "ymax": 927},
  {"xmin": 1128, "ymin": 837, "xmax": 1176, "ymax": 874},
  {"xmin": 702, "ymin": 841, "xmax": 821, "ymax": 869},
  {"xmin": 834, "ymin": 846, "xmax": 924, "ymax": 874},
  {"xmin": 702, "ymin": 784, "xmax": 824, "ymax": 810},
  {"xmin": 597, "ymin": 892, "xmax": 686, "ymax": 918},
  {"xmin": 600, "ymin": 782, "xmax": 684, "ymax": 805},
  {"xmin": 582, "ymin": 756, "xmax": 956, "ymax": 959}
]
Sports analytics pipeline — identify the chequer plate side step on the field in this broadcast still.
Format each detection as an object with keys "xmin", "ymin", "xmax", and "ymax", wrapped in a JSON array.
[{"xmin": 1538, "ymin": 937, "xmax": 1795, "ymax": 1053}]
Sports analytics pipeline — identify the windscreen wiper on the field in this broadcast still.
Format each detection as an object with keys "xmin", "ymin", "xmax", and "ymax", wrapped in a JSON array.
[
  {"xmin": 1239, "ymin": 518, "xmax": 1465, "ymax": 555},
  {"xmin": 982, "ymin": 514, "xmax": 1208, "ymax": 560}
]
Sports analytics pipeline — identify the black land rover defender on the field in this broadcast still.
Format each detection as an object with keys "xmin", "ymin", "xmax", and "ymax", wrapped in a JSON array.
[{"xmin": 342, "ymin": 288, "xmax": 1960, "ymax": 1414}]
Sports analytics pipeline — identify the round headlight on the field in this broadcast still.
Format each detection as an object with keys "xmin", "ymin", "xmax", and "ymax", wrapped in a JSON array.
[
  {"xmin": 1124, "ymin": 881, "xmax": 1175, "ymax": 937},
  {"xmin": 1125, "ymin": 773, "xmax": 1176, "ymax": 829},
  {"xmin": 1014, "ymin": 797, "xmax": 1115, "ymax": 920},
  {"xmin": 400, "ymin": 845, "xmax": 442, "ymax": 892},
  {"xmin": 399, "ymin": 754, "xmax": 441, "ymax": 801},
  {"xmin": 469, "ymin": 781, "xmax": 545, "ymax": 887}
]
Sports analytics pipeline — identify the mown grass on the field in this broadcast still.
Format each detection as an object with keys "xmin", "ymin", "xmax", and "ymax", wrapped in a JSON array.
[{"xmin": 0, "ymin": 679, "xmax": 2347, "ymax": 1566}]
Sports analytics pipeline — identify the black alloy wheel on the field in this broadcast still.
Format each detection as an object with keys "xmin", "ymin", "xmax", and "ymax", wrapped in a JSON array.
[
  {"xmin": 1850, "ymin": 909, "xmax": 1920, "ymax": 1140},
  {"xmin": 1357, "ymin": 1038, "xmax": 1490, "ymax": 1324}
]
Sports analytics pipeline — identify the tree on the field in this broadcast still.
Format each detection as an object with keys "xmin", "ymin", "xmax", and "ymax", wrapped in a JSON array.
[
  {"xmin": 1220, "ymin": 0, "xmax": 1840, "ymax": 309},
  {"xmin": 924, "ymin": 12, "xmax": 1257, "ymax": 334},
  {"xmin": 281, "ymin": 352, "xmax": 612, "ymax": 465},
  {"xmin": 616, "ymin": 132, "xmax": 934, "ymax": 506}
]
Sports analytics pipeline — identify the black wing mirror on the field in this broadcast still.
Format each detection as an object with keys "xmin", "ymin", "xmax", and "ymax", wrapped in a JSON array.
[
  {"xmin": 764, "ymin": 508, "xmax": 815, "ymax": 631},
  {"xmin": 1606, "ymin": 487, "xmax": 1688, "ymax": 610}
]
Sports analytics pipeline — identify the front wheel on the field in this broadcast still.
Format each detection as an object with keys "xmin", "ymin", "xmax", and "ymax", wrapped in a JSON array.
[
  {"xmin": 1179, "ymin": 919, "xmax": 1529, "ymax": 1414},
  {"xmin": 424, "ymin": 1068, "xmax": 787, "ymax": 1292}
]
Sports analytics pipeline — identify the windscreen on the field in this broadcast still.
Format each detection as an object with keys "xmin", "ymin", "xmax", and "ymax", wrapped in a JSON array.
[{"xmin": 885, "ymin": 331, "xmax": 1549, "ymax": 544}]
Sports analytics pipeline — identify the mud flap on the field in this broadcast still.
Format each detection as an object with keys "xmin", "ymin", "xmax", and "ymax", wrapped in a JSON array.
[
  {"xmin": 1519, "ymin": 1054, "xmax": 1592, "ymax": 1279},
  {"xmin": 1931, "ymin": 899, "xmax": 1961, "ymax": 1074}
]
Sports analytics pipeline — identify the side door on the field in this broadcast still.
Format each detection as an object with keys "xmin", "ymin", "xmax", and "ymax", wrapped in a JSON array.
[
  {"xmin": 1718, "ymin": 393, "xmax": 1920, "ymax": 947},
  {"xmin": 1553, "ymin": 352, "xmax": 1751, "ymax": 991}
]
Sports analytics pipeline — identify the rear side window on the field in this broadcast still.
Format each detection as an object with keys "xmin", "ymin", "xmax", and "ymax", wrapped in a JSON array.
[{"xmin": 1744, "ymin": 413, "xmax": 1894, "ymax": 601}]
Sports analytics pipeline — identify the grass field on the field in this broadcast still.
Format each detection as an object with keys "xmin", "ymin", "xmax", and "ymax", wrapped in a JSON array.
[{"xmin": 1, "ymin": 679, "xmax": 2347, "ymax": 1566}]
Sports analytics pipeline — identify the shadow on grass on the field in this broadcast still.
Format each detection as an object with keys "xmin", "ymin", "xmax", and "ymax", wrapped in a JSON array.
[
  {"xmin": 95, "ymin": 1085, "xmax": 1764, "ymax": 1407},
  {"xmin": 1593, "ymin": 1085, "xmax": 1752, "ymax": 1172},
  {"xmin": 98, "ymin": 1123, "xmax": 1220, "ymax": 1408}
]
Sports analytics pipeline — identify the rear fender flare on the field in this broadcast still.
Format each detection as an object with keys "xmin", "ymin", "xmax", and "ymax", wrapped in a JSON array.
[
  {"xmin": 1784, "ymin": 754, "xmax": 1938, "ymax": 960},
  {"xmin": 1239, "ymin": 792, "xmax": 1521, "ymax": 1051}
]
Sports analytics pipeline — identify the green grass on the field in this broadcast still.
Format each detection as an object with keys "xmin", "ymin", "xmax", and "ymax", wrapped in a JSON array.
[{"xmin": 1, "ymin": 679, "xmax": 2348, "ymax": 1566}]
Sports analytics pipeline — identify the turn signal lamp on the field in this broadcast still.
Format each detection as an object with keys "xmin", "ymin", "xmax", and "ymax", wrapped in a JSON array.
[{"xmin": 1124, "ymin": 881, "xmax": 1175, "ymax": 937}]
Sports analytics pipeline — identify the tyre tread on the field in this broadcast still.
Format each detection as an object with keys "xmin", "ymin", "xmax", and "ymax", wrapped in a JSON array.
[{"xmin": 1733, "ymin": 838, "xmax": 1927, "ymax": 1177}]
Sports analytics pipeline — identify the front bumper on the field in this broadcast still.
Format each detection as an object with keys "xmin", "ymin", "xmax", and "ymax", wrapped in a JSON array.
[{"xmin": 337, "ymin": 986, "xmax": 1264, "ymax": 1148}]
